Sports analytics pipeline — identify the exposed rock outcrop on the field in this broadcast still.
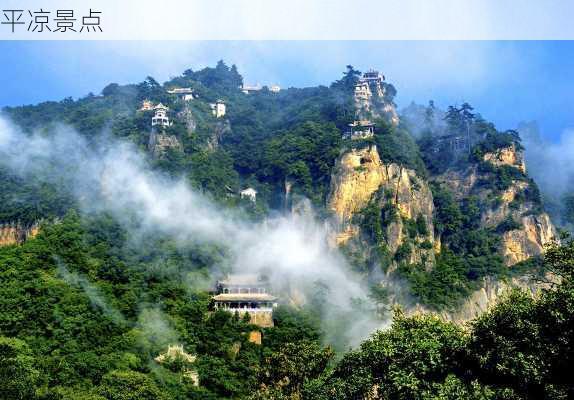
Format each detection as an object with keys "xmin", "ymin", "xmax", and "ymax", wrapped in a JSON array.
[
  {"xmin": 207, "ymin": 120, "xmax": 231, "ymax": 151},
  {"xmin": 434, "ymin": 145, "xmax": 556, "ymax": 266},
  {"xmin": 483, "ymin": 143, "xmax": 526, "ymax": 173},
  {"xmin": 0, "ymin": 222, "xmax": 39, "ymax": 247},
  {"xmin": 387, "ymin": 273, "xmax": 554, "ymax": 325},
  {"xmin": 501, "ymin": 213, "xmax": 555, "ymax": 265},
  {"xmin": 177, "ymin": 106, "xmax": 197, "ymax": 135},
  {"xmin": 441, "ymin": 273, "xmax": 554, "ymax": 323},
  {"xmin": 148, "ymin": 132, "xmax": 182, "ymax": 158},
  {"xmin": 328, "ymin": 145, "xmax": 435, "ymax": 265}
]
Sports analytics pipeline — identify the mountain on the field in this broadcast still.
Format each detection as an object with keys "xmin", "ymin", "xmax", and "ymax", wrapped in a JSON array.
[{"xmin": 0, "ymin": 62, "xmax": 572, "ymax": 399}]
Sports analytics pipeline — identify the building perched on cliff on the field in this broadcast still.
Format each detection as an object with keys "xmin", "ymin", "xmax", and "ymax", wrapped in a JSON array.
[
  {"xmin": 353, "ymin": 69, "xmax": 388, "ymax": 120},
  {"xmin": 241, "ymin": 84, "xmax": 280, "ymax": 94},
  {"xmin": 362, "ymin": 69, "xmax": 385, "ymax": 84},
  {"xmin": 152, "ymin": 103, "xmax": 171, "ymax": 127},
  {"xmin": 344, "ymin": 120, "xmax": 375, "ymax": 140},
  {"xmin": 212, "ymin": 274, "xmax": 277, "ymax": 328},
  {"xmin": 210, "ymin": 100, "xmax": 226, "ymax": 118},
  {"xmin": 269, "ymin": 84, "xmax": 281, "ymax": 93},
  {"xmin": 354, "ymin": 81, "xmax": 372, "ymax": 103},
  {"xmin": 155, "ymin": 345, "xmax": 199, "ymax": 386}
]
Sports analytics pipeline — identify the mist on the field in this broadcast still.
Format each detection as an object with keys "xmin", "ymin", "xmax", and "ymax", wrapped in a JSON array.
[
  {"xmin": 0, "ymin": 115, "xmax": 385, "ymax": 348},
  {"xmin": 518, "ymin": 121, "xmax": 574, "ymax": 227},
  {"xmin": 56, "ymin": 257, "xmax": 126, "ymax": 325}
]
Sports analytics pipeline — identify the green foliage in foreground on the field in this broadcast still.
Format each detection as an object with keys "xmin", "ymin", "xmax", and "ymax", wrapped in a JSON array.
[
  {"xmin": 0, "ymin": 212, "xmax": 323, "ymax": 399},
  {"xmin": 302, "ymin": 238, "xmax": 574, "ymax": 400},
  {"xmin": 2, "ymin": 214, "xmax": 573, "ymax": 399}
]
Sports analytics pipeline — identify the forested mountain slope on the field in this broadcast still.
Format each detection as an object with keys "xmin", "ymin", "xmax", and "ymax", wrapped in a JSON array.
[{"xmin": 0, "ymin": 62, "xmax": 571, "ymax": 399}]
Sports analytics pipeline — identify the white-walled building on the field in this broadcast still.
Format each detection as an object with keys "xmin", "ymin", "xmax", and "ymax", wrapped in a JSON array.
[
  {"xmin": 152, "ymin": 103, "xmax": 171, "ymax": 127},
  {"xmin": 345, "ymin": 120, "xmax": 375, "ymax": 140},
  {"xmin": 362, "ymin": 69, "xmax": 385, "ymax": 84},
  {"xmin": 241, "ymin": 84, "xmax": 262, "ymax": 94},
  {"xmin": 210, "ymin": 100, "xmax": 226, "ymax": 118},
  {"xmin": 167, "ymin": 87, "xmax": 195, "ymax": 101},
  {"xmin": 269, "ymin": 85, "xmax": 281, "ymax": 93},
  {"xmin": 212, "ymin": 274, "xmax": 277, "ymax": 328},
  {"xmin": 240, "ymin": 187, "xmax": 257, "ymax": 202}
]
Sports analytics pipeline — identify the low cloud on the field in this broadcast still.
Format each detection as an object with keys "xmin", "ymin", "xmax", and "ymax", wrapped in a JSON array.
[{"xmin": 0, "ymin": 115, "xmax": 385, "ymax": 347}]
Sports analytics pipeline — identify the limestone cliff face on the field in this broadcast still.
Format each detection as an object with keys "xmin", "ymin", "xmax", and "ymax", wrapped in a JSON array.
[
  {"xmin": 177, "ymin": 106, "xmax": 197, "ymax": 135},
  {"xmin": 446, "ymin": 273, "xmax": 556, "ymax": 323},
  {"xmin": 207, "ymin": 120, "xmax": 231, "ymax": 151},
  {"xmin": 435, "ymin": 145, "xmax": 556, "ymax": 266},
  {"xmin": 148, "ymin": 132, "xmax": 182, "ymax": 158},
  {"xmin": 0, "ymin": 222, "xmax": 39, "ymax": 247},
  {"xmin": 482, "ymin": 143, "xmax": 526, "ymax": 173},
  {"xmin": 328, "ymin": 145, "xmax": 434, "ymax": 264},
  {"xmin": 501, "ymin": 213, "xmax": 555, "ymax": 265},
  {"xmin": 403, "ymin": 274, "xmax": 554, "ymax": 324},
  {"xmin": 327, "ymin": 141, "xmax": 556, "ymax": 324}
]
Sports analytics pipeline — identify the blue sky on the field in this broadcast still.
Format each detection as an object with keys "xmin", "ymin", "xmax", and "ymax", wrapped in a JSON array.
[{"xmin": 1, "ymin": 41, "xmax": 573, "ymax": 142}]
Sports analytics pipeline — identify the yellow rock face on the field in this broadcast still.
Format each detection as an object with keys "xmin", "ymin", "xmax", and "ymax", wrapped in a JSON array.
[
  {"xmin": 483, "ymin": 144, "xmax": 526, "ymax": 173},
  {"xmin": 327, "ymin": 145, "xmax": 434, "ymax": 249},
  {"xmin": 0, "ymin": 224, "xmax": 39, "ymax": 247},
  {"xmin": 328, "ymin": 145, "xmax": 387, "ymax": 226},
  {"xmin": 0, "ymin": 226, "xmax": 20, "ymax": 246},
  {"xmin": 501, "ymin": 213, "xmax": 556, "ymax": 265}
]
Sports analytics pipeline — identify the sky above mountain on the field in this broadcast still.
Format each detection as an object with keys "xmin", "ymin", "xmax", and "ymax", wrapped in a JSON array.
[{"xmin": 1, "ymin": 41, "xmax": 573, "ymax": 142}]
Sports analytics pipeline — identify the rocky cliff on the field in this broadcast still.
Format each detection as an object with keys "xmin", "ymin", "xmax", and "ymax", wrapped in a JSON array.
[
  {"xmin": 148, "ymin": 132, "xmax": 182, "ymax": 158},
  {"xmin": 328, "ymin": 142, "xmax": 557, "ymax": 324},
  {"xmin": 482, "ymin": 143, "xmax": 526, "ymax": 173},
  {"xmin": 328, "ymin": 145, "xmax": 435, "ymax": 266},
  {"xmin": 400, "ymin": 273, "xmax": 555, "ymax": 324},
  {"xmin": 0, "ymin": 222, "xmax": 39, "ymax": 247},
  {"xmin": 435, "ymin": 144, "xmax": 556, "ymax": 266}
]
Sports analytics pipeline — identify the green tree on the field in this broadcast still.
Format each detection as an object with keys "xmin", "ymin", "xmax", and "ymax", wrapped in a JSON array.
[
  {"xmin": 0, "ymin": 337, "xmax": 40, "ymax": 400},
  {"xmin": 258, "ymin": 341, "xmax": 333, "ymax": 398},
  {"xmin": 97, "ymin": 370, "xmax": 167, "ymax": 400}
]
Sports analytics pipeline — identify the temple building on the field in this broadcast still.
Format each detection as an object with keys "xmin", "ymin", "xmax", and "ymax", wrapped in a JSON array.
[
  {"xmin": 345, "ymin": 120, "xmax": 375, "ymax": 140},
  {"xmin": 354, "ymin": 81, "xmax": 372, "ymax": 102},
  {"xmin": 151, "ymin": 103, "xmax": 171, "ymax": 127},
  {"xmin": 241, "ymin": 84, "xmax": 262, "ymax": 94},
  {"xmin": 362, "ymin": 69, "xmax": 385, "ymax": 84},
  {"xmin": 268, "ymin": 84, "xmax": 281, "ymax": 93},
  {"xmin": 240, "ymin": 187, "xmax": 257, "ymax": 202},
  {"xmin": 242, "ymin": 83, "xmax": 280, "ymax": 94},
  {"xmin": 210, "ymin": 100, "xmax": 226, "ymax": 118},
  {"xmin": 139, "ymin": 99, "xmax": 154, "ymax": 111},
  {"xmin": 212, "ymin": 274, "xmax": 277, "ymax": 328},
  {"xmin": 167, "ymin": 87, "xmax": 195, "ymax": 101}
]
